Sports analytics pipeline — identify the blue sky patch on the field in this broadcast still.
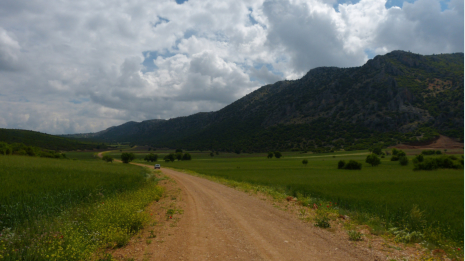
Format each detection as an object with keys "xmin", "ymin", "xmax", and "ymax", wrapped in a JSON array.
[
  {"xmin": 142, "ymin": 51, "xmax": 177, "ymax": 73},
  {"xmin": 364, "ymin": 49, "xmax": 377, "ymax": 59},
  {"xmin": 248, "ymin": 8, "xmax": 259, "ymax": 26},
  {"xmin": 184, "ymin": 29, "xmax": 196, "ymax": 39},
  {"xmin": 153, "ymin": 16, "xmax": 170, "ymax": 27},
  {"xmin": 175, "ymin": 0, "xmax": 188, "ymax": 4}
]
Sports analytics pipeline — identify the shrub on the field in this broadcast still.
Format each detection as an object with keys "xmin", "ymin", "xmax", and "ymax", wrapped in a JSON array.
[
  {"xmin": 365, "ymin": 154, "xmax": 381, "ymax": 167},
  {"xmin": 337, "ymin": 160, "xmax": 345, "ymax": 169},
  {"xmin": 399, "ymin": 156, "xmax": 409, "ymax": 166},
  {"xmin": 414, "ymin": 156, "xmax": 462, "ymax": 170},
  {"xmin": 435, "ymin": 150, "xmax": 442, "ymax": 155},
  {"xmin": 344, "ymin": 160, "xmax": 362, "ymax": 170},
  {"xmin": 102, "ymin": 155, "xmax": 114, "ymax": 163},
  {"xmin": 121, "ymin": 153, "xmax": 135, "ymax": 163},
  {"xmin": 175, "ymin": 149, "xmax": 183, "ymax": 153},
  {"xmin": 348, "ymin": 230, "xmax": 362, "ymax": 241},
  {"xmin": 421, "ymin": 150, "xmax": 436, "ymax": 155},
  {"xmin": 302, "ymin": 159, "xmax": 308, "ymax": 166},
  {"xmin": 389, "ymin": 228, "xmax": 424, "ymax": 243},
  {"xmin": 314, "ymin": 216, "xmax": 330, "ymax": 228},
  {"xmin": 274, "ymin": 151, "xmax": 282, "ymax": 158},
  {"xmin": 413, "ymin": 154, "xmax": 424, "ymax": 163},
  {"xmin": 267, "ymin": 152, "xmax": 273, "ymax": 159},
  {"xmin": 414, "ymin": 158, "xmax": 438, "ymax": 170},
  {"xmin": 392, "ymin": 148, "xmax": 405, "ymax": 158}
]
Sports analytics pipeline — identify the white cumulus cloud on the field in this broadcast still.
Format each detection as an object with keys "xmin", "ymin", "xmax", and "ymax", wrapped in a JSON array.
[{"xmin": 0, "ymin": 0, "xmax": 461, "ymax": 134}]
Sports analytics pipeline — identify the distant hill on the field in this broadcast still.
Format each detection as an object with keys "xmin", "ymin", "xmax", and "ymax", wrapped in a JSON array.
[
  {"xmin": 0, "ymin": 129, "xmax": 104, "ymax": 151},
  {"xmin": 81, "ymin": 51, "xmax": 464, "ymax": 152}
]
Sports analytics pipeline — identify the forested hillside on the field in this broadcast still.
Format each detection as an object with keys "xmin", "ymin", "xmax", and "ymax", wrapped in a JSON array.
[
  {"xmin": 0, "ymin": 129, "xmax": 104, "ymax": 151},
  {"xmin": 79, "ymin": 51, "xmax": 464, "ymax": 152}
]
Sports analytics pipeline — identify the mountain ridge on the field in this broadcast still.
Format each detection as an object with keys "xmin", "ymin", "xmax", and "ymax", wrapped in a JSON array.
[{"xmin": 67, "ymin": 50, "xmax": 464, "ymax": 152}]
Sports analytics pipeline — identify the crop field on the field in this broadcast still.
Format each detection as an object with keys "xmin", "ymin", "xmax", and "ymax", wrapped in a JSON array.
[
  {"xmin": 0, "ymin": 155, "xmax": 163, "ymax": 260},
  {"xmin": 65, "ymin": 151, "xmax": 99, "ymax": 160},
  {"xmin": 117, "ymin": 149, "xmax": 464, "ymax": 243}
]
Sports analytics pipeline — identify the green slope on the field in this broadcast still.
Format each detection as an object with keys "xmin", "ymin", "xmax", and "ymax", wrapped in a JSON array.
[{"xmin": 0, "ymin": 128, "xmax": 104, "ymax": 151}]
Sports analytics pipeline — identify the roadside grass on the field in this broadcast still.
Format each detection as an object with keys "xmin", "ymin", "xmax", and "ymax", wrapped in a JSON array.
[
  {"xmin": 0, "ymin": 156, "xmax": 164, "ymax": 260},
  {"xmin": 154, "ymin": 151, "xmax": 463, "ymax": 257}
]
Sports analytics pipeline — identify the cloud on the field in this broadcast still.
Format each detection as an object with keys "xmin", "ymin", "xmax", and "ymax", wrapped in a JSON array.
[
  {"xmin": 0, "ymin": 27, "xmax": 21, "ymax": 71},
  {"xmin": 263, "ymin": 0, "xmax": 368, "ymax": 77},
  {"xmin": 0, "ymin": 0, "xmax": 461, "ymax": 134},
  {"xmin": 371, "ymin": 0, "xmax": 464, "ymax": 54},
  {"xmin": 249, "ymin": 65, "xmax": 282, "ymax": 84}
]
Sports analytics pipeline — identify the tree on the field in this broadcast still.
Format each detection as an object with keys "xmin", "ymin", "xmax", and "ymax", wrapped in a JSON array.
[
  {"xmin": 144, "ymin": 153, "xmax": 158, "ymax": 162},
  {"xmin": 338, "ymin": 160, "xmax": 345, "ymax": 169},
  {"xmin": 267, "ymin": 152, "xmax": 274, "ymax": 159},
  {"xmin": 234, "ymin": 149, "xmax": 241, "ymax": 154},
  {"xmin": 182, "ymin": 153, "xmax": 192, "ymax": 160},
  {"xmin": 175, "ymin": 149, "xmax": 183, "ymax": 153},
  {"xmin": 274, "ymin": 151, "xmax": 282, "ymax": 159},
  {"xmin": 164, "ymin": 153, "xmax": 175, "ymax": 162},
  {"xmin": 391, "ymin": 149, "xmax": 405, "ymax": 161},
  {"xmin": 121, "ymin": 152, "xmax": 135, "ymax": 163},
  {"xmin": 344, "ymin": 160, "xmax": 362, "ymax": 170},
  {"xmin": 302, "ymin": 159, "xmax": 308, "ymax": 166},
  {"xmin": 210, "ymin": 152, "xmax": 214, "ymax": 157},
  {"xmin": 176, "ymin": 152, "xmax": 183, "ymax": 161},
  {"xmin": 366, "ymin": 154, "xmax": 381, "ymax": 167},
  {"xmin": 371, "ymin": 146, "xmax": 382, "ymax": 155},
  {"xmin": 399, "ymin": 156, "xmax": 409, "ymax": 166}
]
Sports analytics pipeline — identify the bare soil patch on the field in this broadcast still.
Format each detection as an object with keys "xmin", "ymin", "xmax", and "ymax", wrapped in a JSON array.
[{"xmin": 394, "ymin": 135, "xmax": 463, "ymax": 150}]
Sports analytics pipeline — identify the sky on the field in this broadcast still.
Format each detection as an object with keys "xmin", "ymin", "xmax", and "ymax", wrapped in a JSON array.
[{"xmin": 0, "ymin": 0, "xmax": 463, "ymax": 134}]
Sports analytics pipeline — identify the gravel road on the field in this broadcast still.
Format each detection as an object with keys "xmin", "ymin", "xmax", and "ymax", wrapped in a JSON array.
[{"xmin": 150, "ymin": 167, "xmax": 379, "ymax": 261}]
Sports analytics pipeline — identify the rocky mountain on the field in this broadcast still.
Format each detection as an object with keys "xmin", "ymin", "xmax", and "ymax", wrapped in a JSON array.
[{"xmin": 78, "ymin": 51, "xmax": 464, "ymax": 152}]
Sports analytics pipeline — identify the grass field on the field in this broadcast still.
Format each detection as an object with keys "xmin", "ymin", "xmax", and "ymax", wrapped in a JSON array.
[
  {"xmin": 110, "ymin": 149, "xmax": 464, "ymax": 244},
  {"xmin": 0, "ymin": 155, "xmax": 164, "ymax": 260}
]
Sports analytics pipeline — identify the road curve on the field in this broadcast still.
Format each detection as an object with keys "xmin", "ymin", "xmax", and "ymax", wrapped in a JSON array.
[{"xmin": 155, "ymin": 167, "xmax": 376, "ymax": 261}]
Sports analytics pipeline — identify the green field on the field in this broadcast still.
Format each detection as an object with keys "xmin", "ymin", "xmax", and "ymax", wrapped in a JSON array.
[
  {"xmin": 113, "ymin": 149, "xmax": 464, "ymax": 243},
  {"xmin": 0, "ymin": 155, "xmax": 163, "ymax": 260}
]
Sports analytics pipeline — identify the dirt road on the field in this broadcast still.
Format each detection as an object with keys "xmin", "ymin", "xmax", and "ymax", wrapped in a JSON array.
[{"xmin": 137, "ymin": 167, "xmax": 379, "ymax": 261}]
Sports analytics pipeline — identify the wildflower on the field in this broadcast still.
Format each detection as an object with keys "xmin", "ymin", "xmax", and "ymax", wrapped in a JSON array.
[
  {"xmin": 327, "ymin": 205, "xmax": 329, "ymax": 208},
  {"xmin": 458, "ymin": 248, "xmax": 461, "ymax": 251}
]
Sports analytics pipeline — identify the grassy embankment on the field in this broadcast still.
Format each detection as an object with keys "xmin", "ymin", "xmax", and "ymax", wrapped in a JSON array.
[
  {"xmin": 110, "ymin": 149, "xmax": 464, "ymax": 256},
  {"xmin": 0, "ymin": 155, "xmax": 164, "ymax": 260}
]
